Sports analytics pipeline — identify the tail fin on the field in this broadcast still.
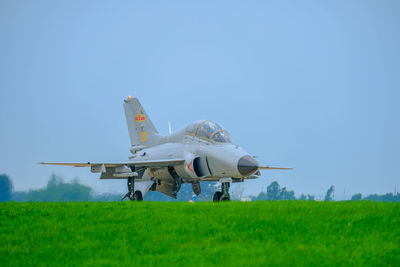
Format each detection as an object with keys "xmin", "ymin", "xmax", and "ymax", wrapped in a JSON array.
[{"xmin": 123, "ymin": 97, "xmax": 161, "ymax": 148}]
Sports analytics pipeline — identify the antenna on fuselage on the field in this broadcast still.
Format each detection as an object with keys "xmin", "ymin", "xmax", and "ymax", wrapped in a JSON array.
[{"xmin": 168, "ymin": 121, "xmax": 172, "ymax": 135}]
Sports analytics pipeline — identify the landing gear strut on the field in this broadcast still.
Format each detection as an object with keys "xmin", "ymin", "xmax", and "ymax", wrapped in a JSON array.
[
  {"xmin": 213, "ymin": 182, "xmax": 231, "ymax": 202},
  {"xmin": 122, "ymin": 177, "xmax": 142, "ymax": 201}
]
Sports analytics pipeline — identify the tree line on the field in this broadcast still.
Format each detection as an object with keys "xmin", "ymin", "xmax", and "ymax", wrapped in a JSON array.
[
  {"xmin": 252, "ymin": 183, "xmax": 400, "ymax": 202},
  {"xmin": 0, "ymin": 173, "xmax": 399, "ymax": 202},
  {"xmin": 0, "ymin": 173, "xmax": 215, "ymax": 202}
]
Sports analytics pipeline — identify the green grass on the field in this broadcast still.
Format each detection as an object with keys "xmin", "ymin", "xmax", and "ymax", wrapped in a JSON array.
[{"xmin": 0, "ymin": 201, "xmax": 399, "ymax": 266}]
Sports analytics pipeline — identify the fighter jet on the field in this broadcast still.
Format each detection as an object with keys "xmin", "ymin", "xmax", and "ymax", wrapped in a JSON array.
[{"xmin": 40, "ymin": 97, "xmax": 291, "ymax": 201}]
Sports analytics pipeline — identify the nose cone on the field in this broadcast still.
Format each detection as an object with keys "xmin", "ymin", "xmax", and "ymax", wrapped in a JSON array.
[{"xmin": 238, "ymin": 155, "xmax": 259, "ymax": 177}]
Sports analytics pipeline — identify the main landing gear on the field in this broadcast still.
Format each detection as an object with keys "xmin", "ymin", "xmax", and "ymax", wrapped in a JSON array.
[
  {"xmin": 213, "ymin": 181, "xmax": 231, "ymax": 202},
  {"xmin": 122, "ymin": 177, "xmax": 143, "ymax": 201}
]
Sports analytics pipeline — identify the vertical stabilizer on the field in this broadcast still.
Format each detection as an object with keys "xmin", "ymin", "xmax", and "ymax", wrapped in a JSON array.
[{"xmin": 123, "ymin": 97, "xmax": 161, "ymax": 148}]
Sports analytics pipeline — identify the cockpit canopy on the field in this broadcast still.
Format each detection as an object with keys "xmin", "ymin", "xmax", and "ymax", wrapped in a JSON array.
[{"xmin": 186, "ymin": 120, "xmax": 232, "ymax": 143}]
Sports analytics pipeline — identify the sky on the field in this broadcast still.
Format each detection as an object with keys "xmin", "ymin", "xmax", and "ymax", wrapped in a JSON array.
[{"xmin": 1, "ymin": 0, "xmax": 399, "ymax": 199}]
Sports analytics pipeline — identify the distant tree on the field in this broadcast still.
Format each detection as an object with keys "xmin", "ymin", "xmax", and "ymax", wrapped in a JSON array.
[
  {"xmin": 0, "ymin": 174, "xmax": 13, "ymax": 202},
  {"xmin": 47, "ymin": 174, "xmax": 62, "ymax": 187},
  {"xmin": 298, "ymin": 194, "xmax": 314, "ymax": 201},
  {"xmin": 252, "ymin": 181, "xmax": 297, "ymax": 201},
  {"xmin": 324, "ymin": 186, "xmax": 335, "ymax": 201},
  {"xmin": 307, "ymin": 194, "xmax": 315, "ymax": 201},
  {"xmin": 93, "ymin": 193, "xmax": 123, "ymax": 202},
  {"xmin": 11, "ymin": 191, "xmax": 28, "ymax": 202},
  {"xmin": 299, "ymin": 194, "xmax": 306, "ymax": 200},
  {"xmin": 27, "ymin": 175, "xmax": 92, "ymax": 201},
  {"xmin": 266, "ymin": 181, "xmax": 280, "ymax": 200},
  {"xmin": 279, "ymin": 187, "xmax": 296, "ymax": 200},
  {"xmin": 254, "ymin": 191, "xmax": 267, "ymax": 201},
  {"xmin": 363, "ymin": 193, "xmax": 400, "ymax": 202},
  {"xmin": 145, "ymin": 191, "xmax": 176, "ymax": 201},
  {"xmin": 351, "ymin": 193, "xmax": 362, "ymax": 201}
]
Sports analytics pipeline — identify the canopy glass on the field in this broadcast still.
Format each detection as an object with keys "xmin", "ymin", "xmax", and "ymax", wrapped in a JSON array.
[{"xmin": 186, "ymin": 120, "xmax": 231, "ymax": 143}]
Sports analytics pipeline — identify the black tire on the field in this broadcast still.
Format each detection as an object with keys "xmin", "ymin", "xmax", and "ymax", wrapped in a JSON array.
[
  {"xmin": 213, "ymin": 191, "xmax": 222, "ymax": 202},
  {"xmin": 134, "ymin": 191, "xmax": 143, "ymax": 201},
  {"xmin": 220, "ymin": 194, "xmax": 230, "ymax": 201}
]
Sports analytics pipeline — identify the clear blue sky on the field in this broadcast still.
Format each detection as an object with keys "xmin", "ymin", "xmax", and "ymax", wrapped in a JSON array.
[{"xmin": 1, "ymin": 1, "xmax": 399, "ymax": 199}]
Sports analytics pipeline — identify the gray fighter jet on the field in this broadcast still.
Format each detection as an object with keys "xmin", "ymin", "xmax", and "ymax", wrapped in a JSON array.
[{"xmin": 40, "ymin": 97, "xmax": 290, "ymax": 201}]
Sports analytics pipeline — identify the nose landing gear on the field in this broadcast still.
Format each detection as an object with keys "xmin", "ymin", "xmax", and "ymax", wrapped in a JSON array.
[{"xmin": 213, "ymin": 179, "xmax": 231, "ymax": 202}]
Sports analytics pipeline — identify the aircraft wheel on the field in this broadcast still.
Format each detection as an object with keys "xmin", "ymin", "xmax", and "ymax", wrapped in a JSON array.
[
  {"xmin": 134, "ymin": 191, "xmax": 143, "ymax": 201},
  {"xmin": 220, "ymin": 194, "xmax": 230, "ymax": 201},
  {"xmin": 220, "ymin": 182, "xmax": 231, "ymax": 201},
  {"xmin": 213, "ymin": 191, "xmax": 222, "ymax": 202}
]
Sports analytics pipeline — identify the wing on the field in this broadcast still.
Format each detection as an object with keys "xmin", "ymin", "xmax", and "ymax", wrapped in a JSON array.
[
  {"xmin": 39, "ymin": 159, "xmax": 185, "ymax": 180},
  {"xmin": 39, "ymin": 159, "xmax": 185, "ymax": 168},
  {"xmin": 258, "ymin": 166, "xmax": 292, "ymax": 170},
  {"xmin": 39, "ymin": 162, "xmax": 118, "ymax": 167}
]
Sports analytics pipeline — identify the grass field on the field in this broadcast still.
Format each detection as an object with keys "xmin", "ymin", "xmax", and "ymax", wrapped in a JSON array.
[{"xmin": 0, "ymin": 201, "xmax": 399, "ymax": 266}]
